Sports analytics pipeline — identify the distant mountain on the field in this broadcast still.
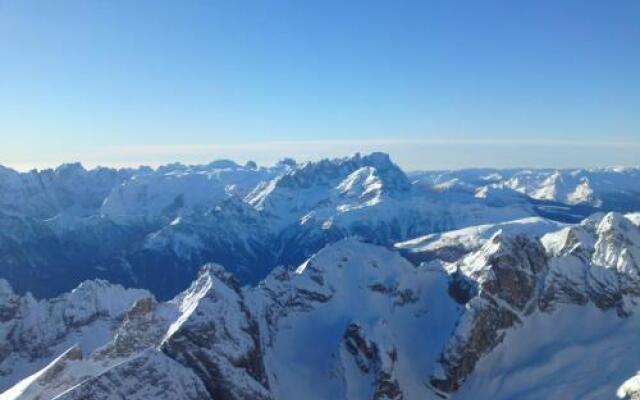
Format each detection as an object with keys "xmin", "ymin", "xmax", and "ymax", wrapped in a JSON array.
[
  {"xmin": 0, "ymin": 154, "xmax": 638, "ymax": 301},
  {"xmin": 411, "ymin": 167, "xmax": 640, "ymax": 210}
]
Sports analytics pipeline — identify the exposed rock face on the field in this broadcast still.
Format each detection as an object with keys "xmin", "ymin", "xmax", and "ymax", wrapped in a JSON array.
[
  {"xmin": 160, "ymin": 265, "xmax": 270, "ymax": 400},
  {"xmin": 2, "ymin": 153, "xmax": 546, "ymax": 302},
  {"xmin": 429, "ymin": 233, "xmax": 547, "ymax": 393},
  {"xmin": 5, "ymin": 239, "xmax": 458, "ymax": 400},
  {"xmin": 0, "ymin": 264, "xmax": 272, "ymax": 400},
  {"xmin": 343, "ymin": 323, "xmax": 381, "ymax": 375},
  {"xmin": 430, "ymin": 211, "xmax": 640, "ymax": 394},
  {"xmin": 0, "ymin": 279, "xmax": 149, "ymax": 392},
  {"xmin": 341, "ymin": 322, "xmax": 404, "ymax": 400},
  {"xmin": 539, "ymin": 212, "xmax": 640, "ymax": 315},
  {"xmin": 255, "ymin": 262, "xmax": 335, "ymax": 347},
  {"xmin": 5, "ymin": 213, "xmax": 640, "ymax": 400},
  {"xmin": 430, "ymin": 296, "xmax": 519, "ymax": 393},
  {"xmin": 93, "ymin": 296, "xmax": 166, "ymax": 360},
  {"xmin": 458, "ymin": 233, "xmax": 548, "ymax": 312},
  {"xmin": 394, "ymin": 217, "xmax": 562, "ymax": 266},
  {"xmin": 0, "ymin": 345, "xmax": 87, "ymax": 400},
  {"xmin": 55, "ymin": 350, "xmax": 211, "ymax": 400}
]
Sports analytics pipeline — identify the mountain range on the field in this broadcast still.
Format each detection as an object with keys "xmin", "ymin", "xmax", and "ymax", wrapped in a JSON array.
[{"xmin": 1, "ymin": 153, "xmax": 640, "ymax": 399}]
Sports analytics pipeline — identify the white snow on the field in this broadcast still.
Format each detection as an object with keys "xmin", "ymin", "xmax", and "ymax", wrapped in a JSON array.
[
  {"xmin": 455, "ymin": 304, "xmax": 640, "ymax": 400},
  {"xmin": 395, "ymin": 216, "xmax": 563, "ymax": 255},
  {"xmin": 0, "ymin": 346, "xmax": 80, "ymax": 400},
  {"xmin": 618, "ymin": 372, "xmax": 640, "ymax": 399},
  {"xmin": 251, "ymin": 239, "xmax": 461, "ymax": 400}
]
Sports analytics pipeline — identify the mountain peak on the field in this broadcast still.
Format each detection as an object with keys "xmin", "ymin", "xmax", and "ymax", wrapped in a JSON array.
[
  {"xmin": 359, "ymin": 151, "xmax": 392, "ymax": 167},
  {"xmin": 277, "ymin": 157, "xmax": 297, "ymax": 167},
  {"xmin": 206, "ymin": 159, "xmax": 240, "ymax": 169},
  {"xmin": 54, "ymin": 162, "xmax": 86, "ymax": 176},
  {"xmin": 273, "ymin": 152, "xmax": 410, "ymax": 192},
  {"xmin": 62, "ymin": 279, "xmax": 151, "ymax": 325},
  {"xmin": 597, "ymin": 212, "xmax": 637, "ymax": 235},
  {"xmin": 198, "ymin": 262, "xmax": 241, "ymax": 291},
  {"xmin": 168, "ymin": 263, "xmax": 242, "ymax": 318}
]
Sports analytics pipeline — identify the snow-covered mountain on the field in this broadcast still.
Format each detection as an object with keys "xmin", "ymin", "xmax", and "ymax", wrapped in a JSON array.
[
  {"xmin": 0, "ymin": 163, "xmax": 133, "ymax": 219},
  {"xmin": 411, "ymin": 167, "xmax": 640, "ymax": 210},
  {"xmin": 5, "ymin": 153, "xmax": 633, "ymax": 301},
  {"xmin": 2, "ymin": 211, "xmax": 640, "ymax": 399},
  {"xmin": 0, "ymin": 278, "xmax": 149, "ymax": 394},
  {"xmin": 2, "ymin": 153, "xmax": 640, "ymax": 398}
]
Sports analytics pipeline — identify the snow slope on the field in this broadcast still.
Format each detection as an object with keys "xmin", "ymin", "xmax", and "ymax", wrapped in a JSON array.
[
  {"xmin": 455, "ymin": 303, "xmax": 640, "ymax": 400},
  {"xmin": 1, "ymin": 155, "xmax": 640, "ymax": 399},
  {"xmin": 2, "ymin": 153, "xmax": 552, "ymax": 300},
  {"xmin": 3, "ymin": 211, "xmax": 640, "ymax": 399},
  {"xmin": 0, "ymin": 279, "xmax": 149, "ymax": 393},
  {"xmin": 411, "ymin": 167, "xmax": 640, "ymax": 209}
]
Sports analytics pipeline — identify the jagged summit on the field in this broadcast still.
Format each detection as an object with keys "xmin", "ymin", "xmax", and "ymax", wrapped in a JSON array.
[
  {"xmin": 2, "ymin": 154, "xmax": 640, "ymax": 398},
  {"xmin": 246, "ymin": 152, "xmax": 413, "ymax": 223},
  {"xmin": 53, "ymin": 162, "xmax": 86, "ymax": 176},
  {"xmin": 3, "ymin": 154, "xmax": 640, "ymax": 301},
  {"xmin": 427, "ymin": 212, "xmax": 640, "ymax": 395},
  {"xmin": 176, "ymin": 262, "xmax": 242, "ymax": 302},
  {"xmin": 272, "ymin": 152, "xmax": 409, "ymax": 191},
  {"xmin": 3, "ymin": 211, "xmax": 640, "ymax": 399}
]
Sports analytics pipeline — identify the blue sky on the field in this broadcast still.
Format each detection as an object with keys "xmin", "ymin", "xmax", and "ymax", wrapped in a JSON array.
[{"xmin": 1, "ymin": 0, "xmax": 638, "ymax": 170}]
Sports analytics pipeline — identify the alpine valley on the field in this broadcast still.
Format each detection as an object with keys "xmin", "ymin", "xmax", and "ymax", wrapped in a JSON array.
[{"xmin": 1, "ymin": 153, "xmax": 640, "ymax": 400}]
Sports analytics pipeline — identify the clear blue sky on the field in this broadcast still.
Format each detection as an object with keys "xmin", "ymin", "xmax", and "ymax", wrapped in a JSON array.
[{"xmin": 1, "ymin": 0, "xmax": 639, "ymax": 170}]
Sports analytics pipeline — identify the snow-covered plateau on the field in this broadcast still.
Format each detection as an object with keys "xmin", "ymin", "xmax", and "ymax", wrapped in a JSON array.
[{"xmin": 1, "ymin": 153, "xmax": 640, "ymax": 399}]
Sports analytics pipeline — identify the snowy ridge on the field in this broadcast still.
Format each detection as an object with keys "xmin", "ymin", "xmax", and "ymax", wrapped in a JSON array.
[
  {"xmin": 4, "ymin": 212, "xmax": 640, "ymax": 399},
  {"xmin": 429, "ymin": 211, "xmax": 640, "ymax": 396},
  {"xmin": 0, "ymin": 153, "xmax": 537, "ymax": 300},
  {"xmin": 3, "ymin": 153, "xmax": 639, "ymax": 302},
  {"xmin": 2, "ymin": 239, "xmax": 460, "ymax": 399},
  {"xmin": 394, "ymin": 216, "xmax": 564, "ymax": 264},
  {"xmin": 0, "ymin": 279, "xmax": 149, "ymax": 393},
  {"xmin": 101, "ymin": 160, "xmax": 288, "ymax": 218},
  {"xmin": 412, "ymin": 167, "xmax": 640, "ymax": 207},
  {"xmin": 2, "ymin": 154, "xmax": 640, "ymax": 399}
]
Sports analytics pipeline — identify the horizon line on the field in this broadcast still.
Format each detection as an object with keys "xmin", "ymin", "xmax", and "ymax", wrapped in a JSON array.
[{"xmin": 2, "ymin": 137, "xmax": 640, "ymax": 174}]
